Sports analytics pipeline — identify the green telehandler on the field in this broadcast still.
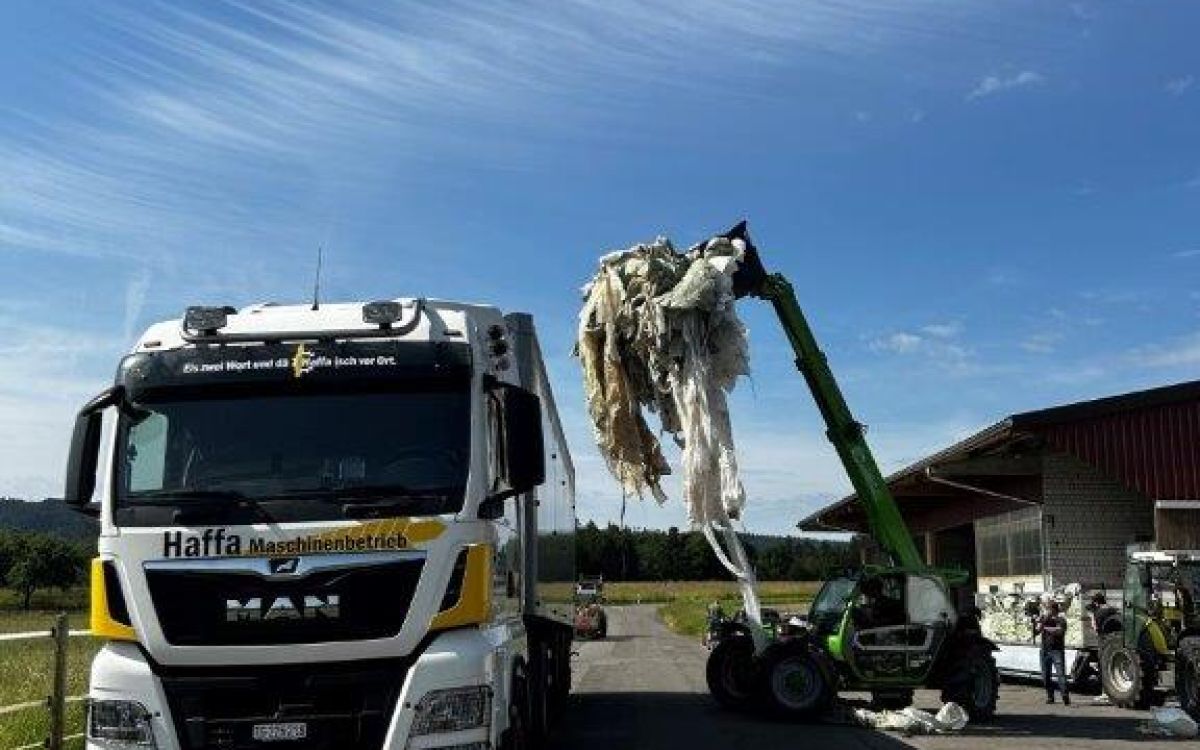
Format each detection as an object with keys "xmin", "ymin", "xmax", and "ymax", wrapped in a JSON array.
[{"xmin": 704, "ymin": 222, "xmax": 1000, "ymax": 721}]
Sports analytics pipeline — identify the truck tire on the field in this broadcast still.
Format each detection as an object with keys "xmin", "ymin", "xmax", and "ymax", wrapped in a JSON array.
[
  {"xmin": 756, "ymin": 641, "xmax": 833, "ymax": 721},
  {"xmin": 1176, "ymin": 637, "xmax": 1200, "ymax": 721},
  {"xmin": 705, "ymin": 636, "xmax": 756, "ymax": 711},
  {"xmin": 1100, "ymin": 635, "xmax": 1156, "ymax": 710},
  {"xmin": 503, "ymin": 665, "xmax": 531, "ymax": 750},
  {"xmin": 870, "ymin": 688, "xmax": 914, "ymax": 711},
  {"xmin": 939, "ymin": 645, "xmax": 999, "ymax": 723}
]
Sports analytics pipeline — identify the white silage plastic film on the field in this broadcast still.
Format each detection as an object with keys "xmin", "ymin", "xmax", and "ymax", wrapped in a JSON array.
[{"xmin": 577, "ymin": 233, "xmax": 763, "ymax": 642}]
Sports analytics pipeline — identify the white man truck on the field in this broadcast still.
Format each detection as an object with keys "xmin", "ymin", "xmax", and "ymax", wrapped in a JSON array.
[{"xmin": 63, "ymin": 299, "xmax": 576, "ymax": 750}]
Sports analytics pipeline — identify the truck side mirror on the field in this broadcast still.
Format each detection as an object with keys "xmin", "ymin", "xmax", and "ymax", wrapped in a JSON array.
[
  {"xmin": 494, "ymin": 382, "xmax": 545, "ymax": 498},
  {"xmin": 63, "ymin": 386, "xmax": 123, "ymax": 516}
]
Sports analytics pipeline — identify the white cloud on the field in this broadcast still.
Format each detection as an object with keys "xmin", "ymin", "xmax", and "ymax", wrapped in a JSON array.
[
  {"xmin": 871, "ymin": 331, "xmax": 924, "ymax": 354},
  {"xmin": 1173, "ymin": 249, "xmax": 1200, "ymax": 260},
  {"xmin": 1136, "ymin": 332, "xmax": 1200, "ymax": 368},
  {"xmin": 921, "ymin": 321, "xmax": 962, "ymax": 338},
  {"xmin": 1165, "ymin": 75, "xmax": 1195, "ymax": 97},
  {"xmin": 967, "ymin": 69, "xmax": 1045, "ymax": 100},
  {"xmin": 1021, "ymin": 331, "xmax": 1063, "ymax": 354}
]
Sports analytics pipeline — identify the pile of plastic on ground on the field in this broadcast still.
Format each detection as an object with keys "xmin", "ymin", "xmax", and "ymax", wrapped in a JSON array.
[{"xmin": 576, "ymin": 230, "xmax": 763, "ymax": 633}]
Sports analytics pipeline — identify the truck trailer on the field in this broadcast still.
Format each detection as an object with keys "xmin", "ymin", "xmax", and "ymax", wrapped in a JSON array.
[{"xmin": 63, "ymin": 298, "xmax": 576, "ymax": 750}]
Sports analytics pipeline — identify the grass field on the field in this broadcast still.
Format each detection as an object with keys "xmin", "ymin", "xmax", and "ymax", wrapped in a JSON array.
[
  {"xmin": 0, "ymin": 595, "xmax": 93, "ymax": 750},
  {"xmin": 593, "ymin": 580, "xmax": 820, "ymax": 638}
]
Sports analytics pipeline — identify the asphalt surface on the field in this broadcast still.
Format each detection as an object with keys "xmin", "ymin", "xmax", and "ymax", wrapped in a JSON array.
[{"xmin": 551, "ymin": 605, "xmax": 1176, "ymax": 749}]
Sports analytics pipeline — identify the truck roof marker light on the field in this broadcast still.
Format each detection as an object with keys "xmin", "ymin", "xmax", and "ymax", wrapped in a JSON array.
[
  {"xmin": 363, "ymin": 300, "xmax": 402, "ymax": 329},
  {"xmin": 183, "ymin": 306, "xmax": 234, "ymax": 335}
]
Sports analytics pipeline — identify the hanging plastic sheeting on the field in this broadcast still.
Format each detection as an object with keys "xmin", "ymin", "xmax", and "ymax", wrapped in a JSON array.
[{"xmin": 577, "ymin": 233, "xmax": 764, "ymax": 646}]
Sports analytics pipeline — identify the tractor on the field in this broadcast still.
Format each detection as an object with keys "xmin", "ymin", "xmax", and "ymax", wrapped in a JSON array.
[
  {"xmin": 1097, "ymin": 550, "xmax": 1200, "ymax": 719},
  {"xmin": 703, "ymin": 223, "xmax": 1000, "ymax": 721}
]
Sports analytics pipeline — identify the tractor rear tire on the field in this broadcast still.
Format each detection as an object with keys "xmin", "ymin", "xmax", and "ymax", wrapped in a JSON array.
[
  {"xmin": 870, "ymin": 689, "xmax": 914, "ymax": 711},
  {"xmin": 756, "ymin": 641, "xmax": 834, "ymax": 721},
  {"xmin": 1100, "ymin": 635, "xmax": 1157, "ymax": 710},
  {"xmin": 705, "ymin": 636, "xmax": 756, "ymax": 711},
  {"xmin": 1176, "ymin": 637, "xmax": 1200, "ymax": 721},
  {"xmin": 939, "ymin": 645, "xmax": 999, "ymax": 723}
]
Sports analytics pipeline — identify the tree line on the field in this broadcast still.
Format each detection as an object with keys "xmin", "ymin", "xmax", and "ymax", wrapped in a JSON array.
[
  {"xmin": 0, "ymin": 531, "xmax": 89, "ymax": 609},
  {"xmin": 575, "ymin": 521, "xmax": 860, "ymax": 581}
]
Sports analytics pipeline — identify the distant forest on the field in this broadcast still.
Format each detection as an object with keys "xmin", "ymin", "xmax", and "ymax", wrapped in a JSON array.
[
  {"xmin": 0, "ymin": 499, "xmax": 854, "ymax": 582},
  {"xmin": 576, "ymin": 521, "xmax": 859, "ymax": 581}
]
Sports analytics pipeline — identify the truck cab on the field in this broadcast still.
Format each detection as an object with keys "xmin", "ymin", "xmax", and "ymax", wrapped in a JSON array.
[{"xmin": 66, "ymin": 299, "xmax": 575, "ymax": 750}]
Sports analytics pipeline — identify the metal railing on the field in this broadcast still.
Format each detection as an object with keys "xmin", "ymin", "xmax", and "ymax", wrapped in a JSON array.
[{"xmin": 0, "ymin": 614, "xmax": 88, "ymax": 750}]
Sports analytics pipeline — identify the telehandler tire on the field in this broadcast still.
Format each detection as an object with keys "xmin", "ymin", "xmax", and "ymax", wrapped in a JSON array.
[
  {"xmin": 940, "ymin": 645, "xmax": 999, "ymax": 722},
  {"xmin": 1100, "ymin": 635, "xmax": 1157, "ymax": 710},
  {"xmin": 705, "ymin": 636, "xmax": 756, "ymax": 711},
  {"xmin": 756, "ymin": 641, "xmax": 833, "ymax": 721}
]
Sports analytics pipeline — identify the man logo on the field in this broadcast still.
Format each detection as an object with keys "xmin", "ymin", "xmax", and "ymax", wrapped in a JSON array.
[
  {"xmin": 269, "ymin": 557, "xmax": 300, "ymax": 575},
  {"xmin": 225, "ymin": 595, "xmax": 340, "ymax": 622}
]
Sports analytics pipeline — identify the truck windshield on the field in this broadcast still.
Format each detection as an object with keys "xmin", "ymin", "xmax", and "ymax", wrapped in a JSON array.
[
  {"xmin": 810, "ymin": 576, "xmax": 856, "ymax": 617},
  {"xmin": 116, "ymin": 386, "xmax": 470, "ymax": 523}
]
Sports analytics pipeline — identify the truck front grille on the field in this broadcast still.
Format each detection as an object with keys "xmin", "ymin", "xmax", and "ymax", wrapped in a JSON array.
[
  {"xmin": 158, "ymin": 658, "xmax": 408, "ymax": 750},
  {"xmin": 146, "ymin": 556, "xmax": 425, "ymax": 645}
]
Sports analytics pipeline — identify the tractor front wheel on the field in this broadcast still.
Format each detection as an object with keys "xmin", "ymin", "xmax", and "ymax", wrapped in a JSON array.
[{"xmin": 1100, "ymin": 635, "xmax": 1157, "ymax": 710}]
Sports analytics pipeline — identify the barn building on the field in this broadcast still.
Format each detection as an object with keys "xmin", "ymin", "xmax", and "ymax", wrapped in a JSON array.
[{"xmin": 798, "ymin": 379, "xmax": 1200, "ymax": 594}]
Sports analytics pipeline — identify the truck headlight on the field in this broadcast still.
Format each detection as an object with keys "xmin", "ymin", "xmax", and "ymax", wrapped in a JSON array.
[
  {"xmin": 410, "ymin": 686, "xmax": 491, "ymax": 736},
  {"xmin": 88, "ymin": 699, "xmax": 156, "ymax": 747}
]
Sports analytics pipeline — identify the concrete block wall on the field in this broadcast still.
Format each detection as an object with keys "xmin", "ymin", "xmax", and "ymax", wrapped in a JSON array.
[{"xmin": 1042, "ymin": 452, "xmax": 1154, "ymax": 588}]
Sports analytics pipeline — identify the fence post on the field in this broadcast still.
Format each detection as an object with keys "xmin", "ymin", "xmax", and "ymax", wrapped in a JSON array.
[{"xmin": 46, "ymin": 613, "xmax": 68, "ymax": 750}]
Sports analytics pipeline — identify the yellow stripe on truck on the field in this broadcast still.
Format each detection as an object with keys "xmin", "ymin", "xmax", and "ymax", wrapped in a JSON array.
[
  {"xmin": 430, "ymin": 545, "xmax": 492, "ymax": 630},
  {"xmin": 90, "ymin": 558, "xmax": 137, "ymax": 642}
]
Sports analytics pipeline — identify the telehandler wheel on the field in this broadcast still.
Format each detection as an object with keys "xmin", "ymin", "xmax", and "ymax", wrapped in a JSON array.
[
  {"xmin": 705, "ymin": 636, "xmax": 757, "ymax": 711},
  {"xmin": 756, "ymin": 641, "xmax": 833, "ymax": 721},
  {"xmin": 940, "ymin": 646, "xmax": 998, "ymax": 723},
  {"xmin": 869, "ymin": 689, "xmax": 914, "ymax": 711},
  {"xmin": 1176, "ymin": 636, "xmax": 1200, "ymax": 721},
  {"xmin": 1100, "ymin": 635, "xmax": 1157, "ymax": 710}
]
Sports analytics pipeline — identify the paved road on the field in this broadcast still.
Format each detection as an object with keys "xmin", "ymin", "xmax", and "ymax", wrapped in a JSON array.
[{"xmin": 551, "ymin": 605, "xmax": 1170, "ymax": 750}]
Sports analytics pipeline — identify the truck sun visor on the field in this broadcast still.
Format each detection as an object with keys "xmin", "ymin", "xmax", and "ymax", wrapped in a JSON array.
[{"xmin": 116, "ymin": 340, "xmax": 472, "ymax": 397}]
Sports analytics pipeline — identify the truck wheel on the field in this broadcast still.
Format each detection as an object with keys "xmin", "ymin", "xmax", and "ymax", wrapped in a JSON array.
[
  {"xmin": 1100, "ymin": 635, "xmax": 1156, "ymax": 710},
  {"xmin": 940, "ymin": 646, "xmax": 998, "ymax": 723},
  {"xmin": 503, "ymin": 665, "xmax": 531, "ymax": 750},
  {"xmin": 1176, "ymin": 637, "xmax": 1200, "ymax": 721},
  {"xmin": 705, "ymin": 636, "xmax": 757, "ymax": 711},
  {"xmin": 870, "ymin": 689, "xmax": 913, "ymax": 711},
  {"xmin": 756, "ymin": 642, "xmax": 833, "ymax": 720}
]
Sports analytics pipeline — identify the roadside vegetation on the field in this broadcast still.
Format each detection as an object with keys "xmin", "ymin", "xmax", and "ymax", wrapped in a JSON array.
[
  {"xmin": 650, "ymin": 581, "xmax": 818, "ymax": 638},
  {"xmin": 0, "ymin": 587, "xmax": 92, "ymax": 750}
]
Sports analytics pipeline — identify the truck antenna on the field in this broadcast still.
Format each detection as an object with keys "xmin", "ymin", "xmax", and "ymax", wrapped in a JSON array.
[{"xmin": 311, "ymin": 246, "xmax": 323, "ymax": 311}]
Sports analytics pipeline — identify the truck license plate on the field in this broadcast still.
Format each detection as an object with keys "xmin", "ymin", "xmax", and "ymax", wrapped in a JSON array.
[{"xmin": 252, "ymin": 722, "xmax": 307, "ymax": 742}]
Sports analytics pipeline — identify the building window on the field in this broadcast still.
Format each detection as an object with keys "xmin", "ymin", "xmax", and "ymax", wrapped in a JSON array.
[{"xmin": 976, "ymin": 507, "xmax": 1043, "ymax": 578}]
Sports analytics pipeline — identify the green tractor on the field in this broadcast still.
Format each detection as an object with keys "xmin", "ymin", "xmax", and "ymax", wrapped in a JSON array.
[
  {"xmin": 1097, "ymin": 550, "xmax": 1200, "ymax": 719},
  {"xmin": 704, "ymin": 224, "xmax": 1000, "ymax": 721}
]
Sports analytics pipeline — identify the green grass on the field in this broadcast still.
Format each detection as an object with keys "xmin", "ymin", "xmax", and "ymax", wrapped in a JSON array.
[
  {"xmin": 0, "ymin": 597, "xmax": 94, "ymax": 750},
  {"xmin": 582, "ymin": 580, "xmax": 820, "ymax": 638}
]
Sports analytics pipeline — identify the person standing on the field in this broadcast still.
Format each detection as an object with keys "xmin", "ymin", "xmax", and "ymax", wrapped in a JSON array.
[{"xmin": 1035, "ymin": 599, "xmax": 1070, "ymax": 705}]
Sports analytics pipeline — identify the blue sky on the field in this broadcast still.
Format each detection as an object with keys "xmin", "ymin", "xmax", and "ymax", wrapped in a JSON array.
[{"xmin": 0, "ymin": 1, "xmax": 1196, "ymax": 535}]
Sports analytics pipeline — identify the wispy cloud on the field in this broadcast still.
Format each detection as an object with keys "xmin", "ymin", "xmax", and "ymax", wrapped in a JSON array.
[
  {"xmin": 1135, "ymin": 332, "xmax": 1200, "ymax": 368},
  {"xmin": 1165, "ymin": 75, "xmax": 1195, "ymax": 97},
  {"xmin": 967, "ymin": 69, "xmax": 1045, "ymax": 100},
  {"xmin": 1021, "ymin": 331, "xmax": 1063, "ymax": 354},
  {"xmin": 122, "ymin": 268, "xmax": 152, "ymax": 344},
  {"xmin": 868, "ymin": 323, "xmax": 973, "ymax": 372},
  {"xmin": 1172, "ymin": 249, "xmax": 1200, "ymax": 260}
]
